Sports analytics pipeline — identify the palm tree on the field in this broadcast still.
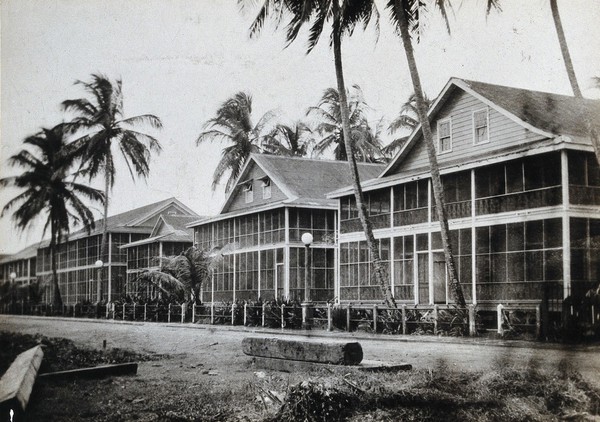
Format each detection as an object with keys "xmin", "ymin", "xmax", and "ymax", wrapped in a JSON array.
[
  {"xmin": 0, "ymin": 124, "xmax": 104, "ymax": 307},
  {"xmin": 62, "ymin": 74, "xmax": 163, "ymax": 284},
  {"xmin": 246, "ymin": 0, "xmax": 398, "ymax": 308},
  {"xmin": 196, "ymin": 92, "xmax": 278, "ymax": 192},
  {"xmin": 308, "ymin": 86, "xmax": 385, "ymax": 162},
  {"xmin": 386, "ymin": 0, "xmax": 500, "ymax": 307},
  {"xmin": 384, "ymin": 92, "xmax": 432, "ymax": 157},
  {"xmin": 262, "ymin": 121, "xmax": 313, "ymax": 157},
  {"xmin": 549, "ymin": 0, "xmax": 600, "ymax": 165},
  {"xmin": 136, "ymin": 245, "xmax": 232, "ymax": 303}
]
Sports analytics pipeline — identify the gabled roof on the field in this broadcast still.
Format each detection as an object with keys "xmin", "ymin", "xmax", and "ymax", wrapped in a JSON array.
[
  {"xmin": 212, "ymin": 154, "xmax": 385, "ymax": 220},
  {"xmin": 382, "ymin": 77, "xmax": 600, "ymax": 177},
  {"xmin": 119, "ymin": 214, "xmax": 197, "ymax": 249},
  {"xmin": 0, "ymin": 243, "xmax": 39, "ymax": 265},
  {"xmin": 37, "ymin": 198, "xmax": 199, "ymax": 248}
]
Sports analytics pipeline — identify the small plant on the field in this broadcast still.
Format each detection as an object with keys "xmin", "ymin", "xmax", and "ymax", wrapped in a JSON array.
[{"xmin": 274, "ymin": 380, "xmax": 352, "ymax": 422}]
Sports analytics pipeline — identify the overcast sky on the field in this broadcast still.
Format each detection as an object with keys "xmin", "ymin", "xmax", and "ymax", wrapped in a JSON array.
[{"xmin": 1, "ymin": 0, "xmax": 599, "ymax": 254}]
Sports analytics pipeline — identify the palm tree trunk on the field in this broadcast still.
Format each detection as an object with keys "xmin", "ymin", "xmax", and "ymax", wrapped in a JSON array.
[
  {"xmin": 50, "ymin": 224, "xmax": 63, "ymax": 308},
  {"xmin": 550, "ymin": 0, "xmax": 582, "ymax": 98},
  {"xmin": 550, "ymin": 0, "xmax": 600, "ymax": 166},
  {"xmin": 99, "ymin": 161, "xmax": 110, "ymax": 301},
  {"xmin": 395, "ymin": 1, "xmax": 466, "ymax": 308},
  {"xmin": 332, "ymin": 1, "xmax": 396, "ymax": 309}
]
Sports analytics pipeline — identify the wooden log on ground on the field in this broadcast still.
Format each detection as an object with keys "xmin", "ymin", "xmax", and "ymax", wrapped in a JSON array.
[
  {"xmin": 38, "ymin": 362, "xmax": 138, "ymax": 380},
  {"xmin": 242, "ymin": 337, "xmax": 363, "ymax": 365},
  {"xmin": 0, "ymin": 345, "xmax": 44, "ymax": 419}
]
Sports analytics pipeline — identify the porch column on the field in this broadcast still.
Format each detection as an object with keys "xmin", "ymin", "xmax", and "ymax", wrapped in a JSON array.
[{"xmin": 561, "ymin": 150, "xmax": 571, "ymax": 299}]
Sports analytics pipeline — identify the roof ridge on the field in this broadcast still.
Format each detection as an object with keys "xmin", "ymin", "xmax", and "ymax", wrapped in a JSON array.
[{"xmin": 252, "ymin": 152, "xmax": 386, "ymax": 166}]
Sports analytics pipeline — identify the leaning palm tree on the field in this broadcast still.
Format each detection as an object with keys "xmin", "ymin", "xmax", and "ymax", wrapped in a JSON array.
[
  {"xmin": 196, "ymin": 92, "xmax": 278, "ymax": 192},
  {"xmin": 384, "ymin": 92, "xmax": 432, "ymax": 157},
  {"xmin": 0, "ymin": 124, "xmax": 104, "ymax": 307},
  {"xmin": 308, "ymin": 86, "xmax": 385, "ymax": 162},
  {"xmin": 136, "ymin": 244, "xmax": 233, "ymax": 303},
  {"xmin": 549, "ymin": 0, "xmax": 600, "ymax": 165},
  {"xmin": 262, "ymin": 121, "xmax": 313, "ymax": 157},
  {"xmin": 62, "ymin": 74, "xmax": 163, "ymax": 282},
  {"xmin": 386, "ymin": 0, "xmax": 500, "ymax": 307},
  {"xmin": 245, "ymin": 0, "xmax": 397, "ymax": 308}
]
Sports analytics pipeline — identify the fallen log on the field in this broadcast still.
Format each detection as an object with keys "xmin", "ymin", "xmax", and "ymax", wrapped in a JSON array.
[
  {"xmin": 242, "ymin": 337, "xmax": 363, "ymax": 365},
  {"xmin": 38, "ymin": 362, "xmax": 138, "ymax": 380},
  {"xmin": 0, "ymin": 345, "xmax": 44, "ymax": 420}
]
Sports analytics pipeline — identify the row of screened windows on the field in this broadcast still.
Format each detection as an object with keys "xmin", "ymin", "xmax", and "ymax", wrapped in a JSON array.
[
  {"xmin": 195, "ymin": 208, "xmax": 335, "ymax": 251},
  {"xmin": 338, "ymin": 218, "xmax": 599, "ymax": 302},
  {"xmin": 341, "ymin": 151, "xmax": 600, "ymax": 230},
  {"xmin": 44, "ymin": 266, "xmax": 127, "ymax": 305},
  {"xmin": 36, "ymin": 233, "xmax": 147, "ymax": 273},
  {"xmin": 0, "ymin": 259, "xmax": 37, "ymax": 280},
  {"xmin": 125, "ymin": 242, "xmax": 190, "ymax": 271}
]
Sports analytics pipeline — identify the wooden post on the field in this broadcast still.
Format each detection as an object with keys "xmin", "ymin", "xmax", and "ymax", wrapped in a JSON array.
[
  {"xmin": 144, "ymin": 304, "xmax": 147, "ymax": 322},
  {"xmin": 346, "ymin": 304, "xmax": 351, "ymax": 332},
  {"xmin": 535, "ymin": 305, "xmax": 541, "ymax": 339},
  {"xmin": 123, "ymin": 303, "xmax": 126, "ymax": 321},
  {"xmin": 327, "ymin": 303, "xmax": 332, "ymax": 332},
  {"xmin": 433, "ymin": 305, "xmax": 438, "ymax": 335},
  {"xmin": 243, "ymin": 303, "xmax": 248, "ymax": 326},
  {"xmin": 468, "ymin": 305, "xmax": 476, "ymax": 336},
  {"xmin": 497, "ymin": 304, "xmax": 504, "ymax": 336},
  {"xmin": 592, "ymin": 305, "xmax": 596, "ymax": 324},
  {"xmin": 133, "ymin": 303, "xmax": 136, "ymax": 320},
  {"xmin": 402, "ymin": 304, "xmax": 407, "ymax": 335},
  {"xmin": 262, "ymin": 302, "xmax": 266, "ymax": 327},
  {"xmin": 373, "ymin": 305, "xmax": 378, "ymax": 333},
  {"xmin": 181, "ymin": 303, "xmax": 186, "ymax": 323},
  {"xmin": 168, "ymin": 303, "xmax": 172, "ymax": 323},
  {"xmin": 231, "ymin": 303, "xmax": 235, "ymax": 325},
  {"xmin": 192, "ymin": 303, "xmax": 196, "ymax": 324},
  {"xmin": 210, "ymin": 302, "xmax": 214, "ymax": 324},
  {"xmin": 281, "ymin": 304, "xmax": 285, "ymax": 329}
]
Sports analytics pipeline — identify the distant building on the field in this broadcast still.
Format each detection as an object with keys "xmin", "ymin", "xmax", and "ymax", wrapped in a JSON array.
[
  {"xmin": 34, "ymin": 198, "xmax": 199, "ymax": 304},
  {"xmin": 0, "ymin": 244, "xmax": 38, "ymax": 298},
  {"xmin": 189, "ymin": 154, "xmax": 384, "ymax": 303},
  {"xmin": 329, "ymin": 78, "xmax": 600, "ymax": 308},
  {"xmin": 120, "ymin": 213, "xmax": 198, "ymax": 299}
]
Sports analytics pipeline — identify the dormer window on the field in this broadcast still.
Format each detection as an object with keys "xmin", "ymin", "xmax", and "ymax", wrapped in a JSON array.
[
  {"xmin": 262, "ymin": 178, "xmax": 271, "ymax": 199},
  {"xmin": 244, "ymin": 182, "xmax": 253, "ymax": 203},
  {"xmin": 438, "ymin": 119, "xmax": 452, "ymax": 153},
  {"xmin": 473, "ymin": 109, "xmax": 489, "ymax": 144}
]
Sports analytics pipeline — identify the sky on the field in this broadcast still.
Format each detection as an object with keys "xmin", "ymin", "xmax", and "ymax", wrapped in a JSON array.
[{"xmin": 1, "ymin": 0, "xmax": 599, "ymax": 254}]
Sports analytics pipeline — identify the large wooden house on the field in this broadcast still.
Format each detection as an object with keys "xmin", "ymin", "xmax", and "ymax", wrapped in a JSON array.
[
  {"xmin": 329, "ymin": 78, "xmax": 600, "ymax": 309},
  {"xmin": 189, "ymin": 154, "xmax": 384, "ymax": 303}
]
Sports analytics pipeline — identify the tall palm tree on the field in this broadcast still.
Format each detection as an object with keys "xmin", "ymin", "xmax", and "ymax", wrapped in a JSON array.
[
  {"xmin": 245, "ymin": 0, "xmax": 398, "ymax": 308},
  {"xmin": 0, "ymin": 124, "xmax": 104, "ymax": 307},
  {"xmin": 384, "ymin": 92, "xmax": 431, "ymax": 157},
  {"xmin": 62, "ymin": 74, "xmax": 162, "ymax": 284},
  {"xmin": 262, "ymin": 121, "xmax": 313, "ymax": 157},
  {"xmin": 386, "ymin": 0, "xmax": 500, "ymax": 307},
  {"xmin": 196, "ymin": 92, "xmax": 278, "ymax": 192},
  {"xmin": 308, "ymin": 86, "xmax": 385, "ymax": 162},
  {"xmin": 549, "ymin": 0, "xmax": 600, "ymax": 165}
]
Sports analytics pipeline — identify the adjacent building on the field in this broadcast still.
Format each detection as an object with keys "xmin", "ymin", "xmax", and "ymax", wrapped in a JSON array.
[
  {"xmin": 329, "ymin": 78, "xmax": 600, "ymax": 309},
  {"xmin": 35, "ymin": 198, "xmax": 199, "ymax": 304},
  {"xmin": 189, "ymin": 154, "xmax": 384, "ymax": 303},
  {"xmin": 0, "ymin": 244, "xmax": 38, "ymax": 299}
]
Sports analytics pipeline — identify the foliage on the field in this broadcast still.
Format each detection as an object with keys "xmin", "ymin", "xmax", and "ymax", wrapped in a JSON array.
[
  {"xmin": 196, "ymin": 92, "xmax": 278, "ymax": 192},
  {"xmin": 308, "ymin": 86, "xmax": 385, "ymax": 163},
  {"xmin": 262, "ymin": 121, "xmax": 314, "ymax": 157},
  {"xmin": 0, "ymin": 124, "xmax": 104, "ymax": 307},
  {"xmin": 384, "ymin": 92, "xmax": 432, "ymax": 157}
]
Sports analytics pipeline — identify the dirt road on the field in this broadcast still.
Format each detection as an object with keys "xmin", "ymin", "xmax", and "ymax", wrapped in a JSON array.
[{"xmin": 2, "ymin": 314, "xmax": 599, "ymax": 386}]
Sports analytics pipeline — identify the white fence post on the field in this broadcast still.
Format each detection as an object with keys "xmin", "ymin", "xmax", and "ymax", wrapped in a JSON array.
[
  {"xmin": 402, "ymin": 304, "xmax": 407, "ymax": 335},
  {"xmin": 192, "ymin": 303, "xmax": 196, "ymax": 324},
  {"xmin": 181, "ymin": 303, "xmax": 186, "ymax": 323},
  {"xmin": 327, "ymin": 303, "xmax": 332, "ymax": 332},
  {"xmin": 346, "ymin": 304, "xmax": 351, "ymax": 332},
  {"xmin": 143, "ymin": 304, "xmax": 147, "ymax": 321},
  {"xmin": 536, "ymin": 305, "xmax": 541, "ymax": 339},
  {"xmin": 231, "ymin": 303, "xmax": 236, "ymax": 325},
  {"xmin": 281, "ymin": 304, "xmax": 285, "ymax": 329},
  {"xmin": 433, "ymin": 305, "xmax": 439, "ymax": 335},
  {"xmin": 168, "ymin": 303, "xmax": 172, "ymax": 323},
  {"xmin": 243, "ymin": 303, "xmax": 248, "ymax": 326},
  {"xmin": 373, "ymin": 305, "xmax": 378, "ymax": 333},
  {"xmin": 468, "ymin": 305, "xmax": 476, "ymax": 336},
  {"xmin": 497, "ymin": 304, "xmax": 504, "ymax": 335},
  {"xmin": 262, "ymin": 302, "xmax": 266, "ymax": 327},
  {"xmin": 211, "ymin": 302, "xmax": 214, "ymax": 324}
]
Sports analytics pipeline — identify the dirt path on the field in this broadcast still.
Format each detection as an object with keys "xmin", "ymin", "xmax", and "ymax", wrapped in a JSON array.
[{"xmin": 2, "ymin": 315, "xmax": 600, "ymax": 421}]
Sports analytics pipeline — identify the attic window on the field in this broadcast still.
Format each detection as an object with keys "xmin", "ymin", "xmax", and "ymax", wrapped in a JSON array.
[
  {"xmin": 262, "ymin": 178, "xmax": 272, "ymax": 199},
  {"xmin": 438, "ymin": 119, "xmax": 452, "ymax": 153},
  {"xmin": 244, "ymin": 182, "xmax": 253, "ymax": 203},
  {"xmin": 473, "ymin": 109, "xmax": 489, "ymax": 144},
  {"xmin": 167, "ymin": 210, "xmax": 177, "ymax": 216}
]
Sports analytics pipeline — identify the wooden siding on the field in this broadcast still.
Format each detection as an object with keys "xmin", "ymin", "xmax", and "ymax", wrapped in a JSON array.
[
  {"xmin": 136, "ymin": 204, "xmax": 190, "ymax": 228},
  {"xmin": 391, "ymin": 89, "xmax": 548, "ymax": 176},
  {"xmin": 225, "ymin": 164, "xmax": 288, "ymax": 213}
]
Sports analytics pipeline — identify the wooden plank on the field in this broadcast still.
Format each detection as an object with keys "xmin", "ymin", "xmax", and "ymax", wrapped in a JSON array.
[
  {"xmin": 0, "ymin": 345, "xmax": 44, "ymax": 417},
  {"xmin": 242, "ymin": 337, "xmax": 363, "ymax": 365},
  {"xmin": 38, "ymin": 362, "xmax": 138, "ymax": 380},
  {"xmin": 250, "ymin": 357, "xmax": 411, "ymax": 373}
]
